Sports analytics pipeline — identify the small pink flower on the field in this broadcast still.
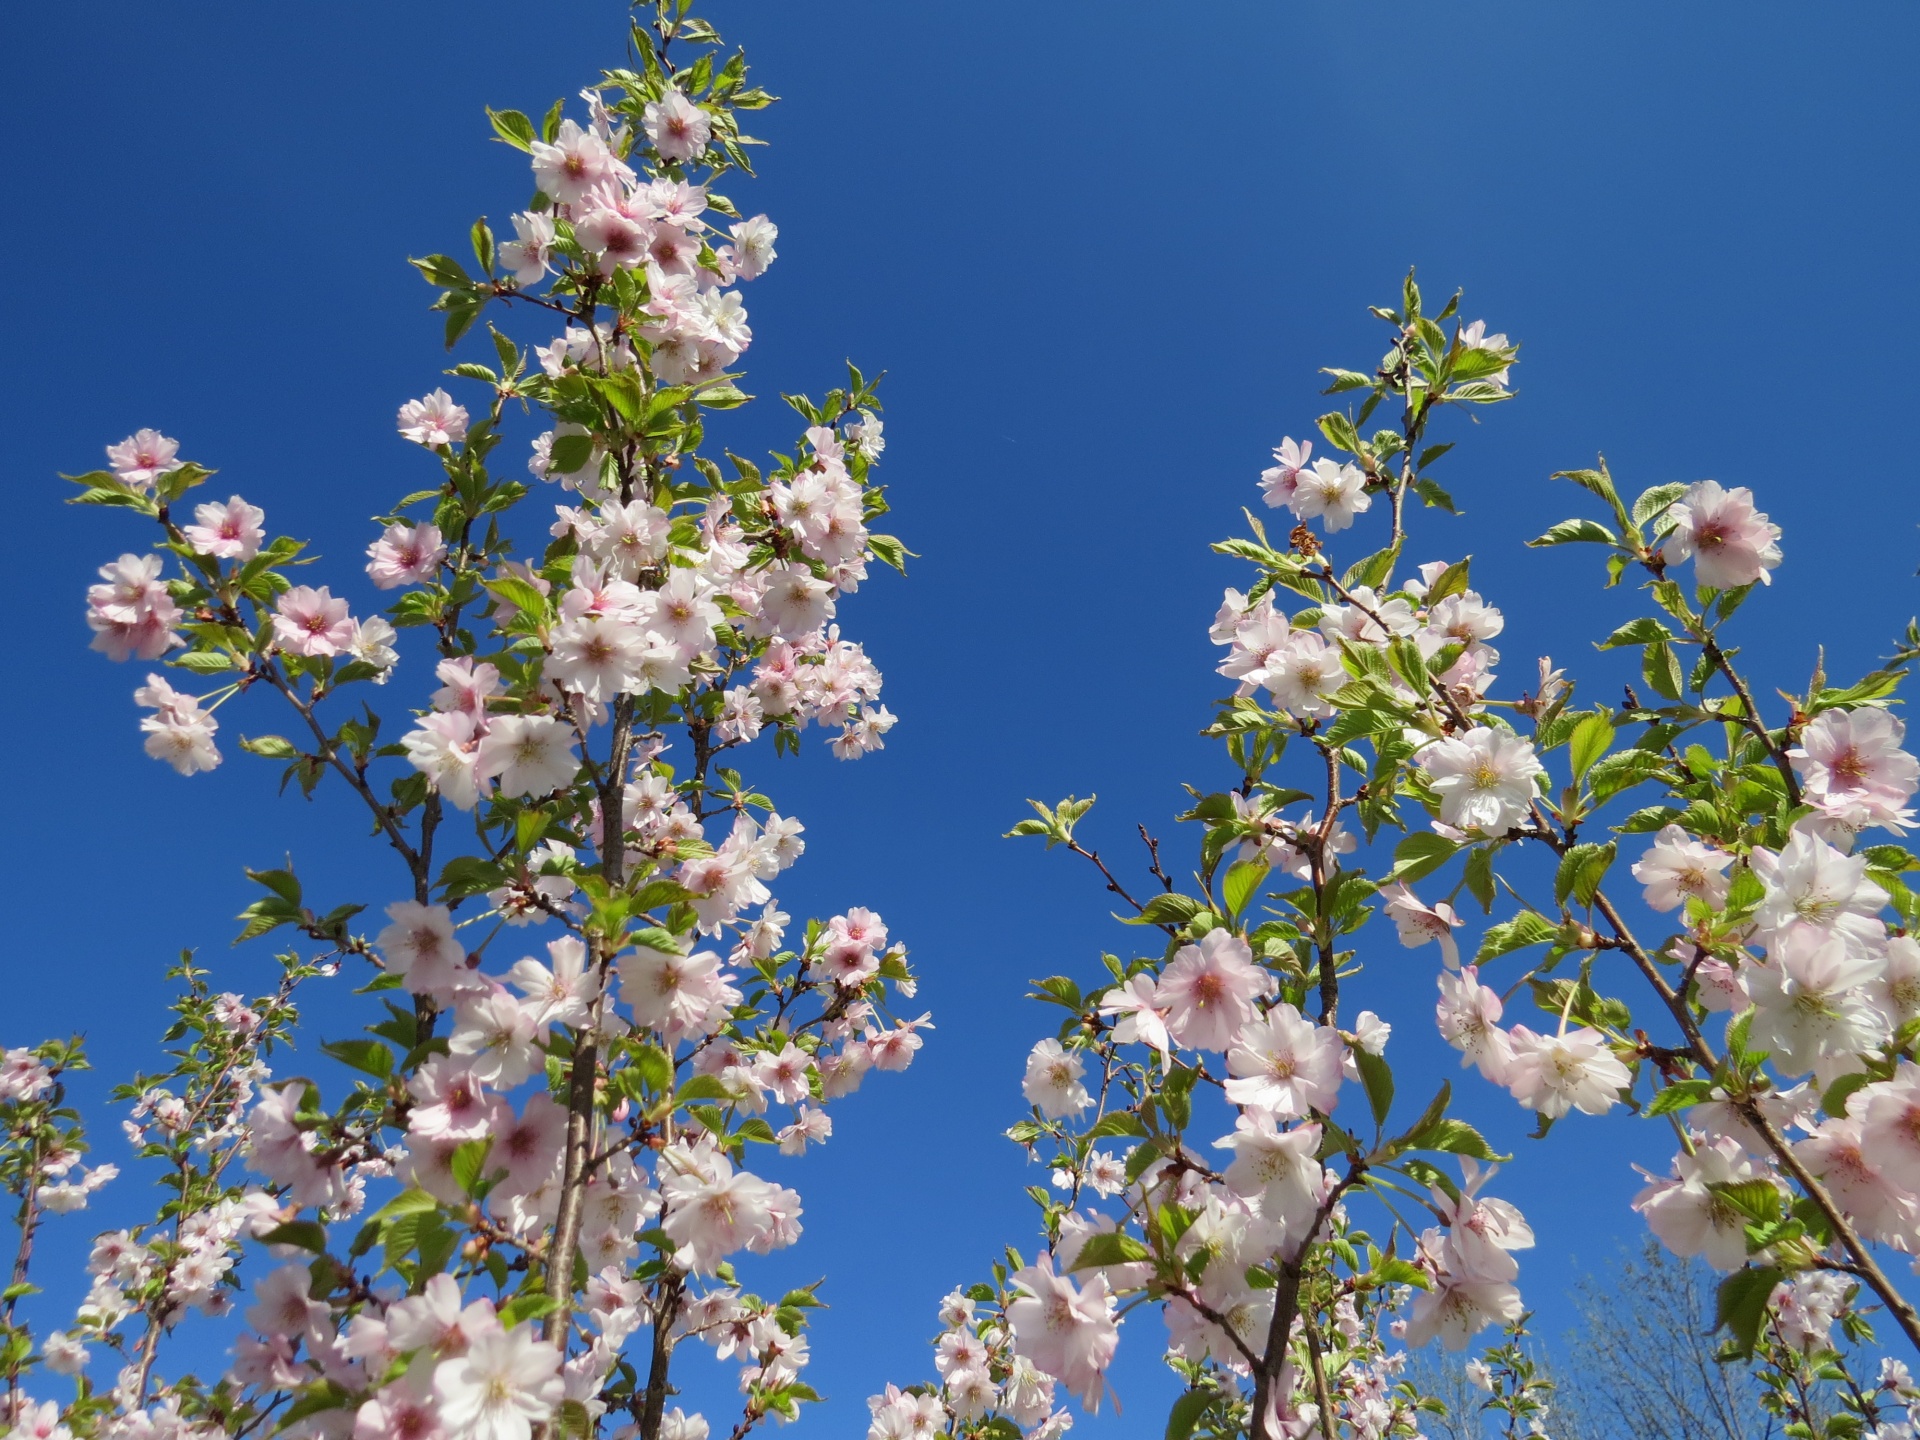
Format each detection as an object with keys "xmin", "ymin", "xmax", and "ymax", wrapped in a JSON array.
[{"xmin": 273, "ymin": 586, "xmax": 355, "ymax": 657}]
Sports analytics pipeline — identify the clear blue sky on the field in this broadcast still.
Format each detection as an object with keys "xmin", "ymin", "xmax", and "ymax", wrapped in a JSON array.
[{"xmin": 5, "ymin": 1, "xmax": 1919, "ymax": 1433}]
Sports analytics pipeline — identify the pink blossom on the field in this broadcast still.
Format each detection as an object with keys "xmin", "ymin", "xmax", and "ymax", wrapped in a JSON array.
[
  {"xmin": 431, "ymin": 1324, "xmax": 563, "ymax": 1440},
  {"xmin": 1795, "ymin": 1116, "xmax": 1918, "ymax": 1245},
  {"xmin": 106, "ymin": 429, "xmax": 180, "ymax": 487},
  {"xmin": 1435, "ymin": 967, "xmax": 1513, "ymax": 1083},
  {"xmin": 247, "ymin": 1262, "xmax": 327, "ymax": 1341},
  {"xmin": 86, "ymin": 553, "xmax": 181, "ymax": 661},
  {"xmin": 1631, "ymin": 824, "xmax": 1733, "ymax": 912},
  {"xmin": 1097, "ymin": 974, "xmax": 1172, "ymax": 1059},
  {"xmin": 530, "ymin": 119, "xmax": 631, "ymax": 207},
  {"xmin": 397, "ymin": 389, "xmax": 469, "ymax": 448},
  {"xmin": 498, "ymin": 211, "xmax": 556, "ymax": 287},
  {"xmin": 1215, "ymin": 1113, "xmax": 1325, "ymax": 1235},
  {"xmin": 406, "ymin": 1057, "xmax": 497, "ymax": 1143},
  {"xmin": 1223, "ymin": 1003, "xmax": 1343, "ymax": 1119},
  {"xmin": 1380, "ymin": 882, "xmax": 1462, "ymax": 968},
  {"xmin": 1659, "ymin": 480, "xmax": 1782, "ymax": 589},
  {"xmin": 1633, "ymin": 1135, "xmax": 1774, "ymax": 1271},
  {"xmin": 1789, "ymin": 708, "xmax": 1918, "ymax": 837},
  {"xmin": 183, "ymin": 495, "xmax": 266, "ymax": 561},
  {"xmin": 1416, "ymin": 728, "xmax": 1544, "ymax": 834},
  {"xmin": 1022, "ymin": 1039, "xmax": 1090, "ymax": 1118},
  {"xmin": 1857, "ymin": 1063, "xmax": 1920, "ymax": 1192},
  {"xmin": 272, "ymin": 585, "xmax": 355, "ymax": 658},
  {"xmin": 1503, "ymin": 1026, "xmax": 1630, "ymax": 1119},
  {"xmin": 658, "ymin": 1142, "xmax": 798, "ymax": 1272},
  {"xmin": 376, "ymin": 901, "xmax": 468, "ymax": 996},
  {"xmin": 490, "ymin": 1094, "xmax": 566, "ymax": 1198},
  {"xmin": 134, "ymin": 673, "xmax": 220, "ymax": 775},
  {"xmin": 1154, "ymin": 930, "xmax": 1275, "ymax": 1052},
  {"xmin": 366, "ymin": 522, "xmax": 446, "ymax": 590},
  {"xmin": 644, "ymin": 88, "xmax": 712, "ymax": 163},
  {"xmin": 729, "ymin": 215, "xmax": 777, "ymax": 279},
  {"xmin": 1006, "ymin": 1255, "xmax": 1120, "ymax": 1410},
  {"xmin": 1259, "ymin": 437, "xmax": 1312, "ymax": 509},
  {"xmin": 619, "ymin": 948, "xmax": 738, "ymax": 1042}
]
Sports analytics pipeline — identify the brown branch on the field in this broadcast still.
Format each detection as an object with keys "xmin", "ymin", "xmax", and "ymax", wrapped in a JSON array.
[
  {"xmin": 1700, "ymin": 633, "xmax": 1802, "ymax": 808},
  {"xmin": 1250, "ymin": 1163, "xmax": 1367, "ymax": 1440}
]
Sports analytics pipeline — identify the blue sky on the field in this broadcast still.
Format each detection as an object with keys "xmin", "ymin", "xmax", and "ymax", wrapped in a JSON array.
[{"xmin": 6, "ymin": 1, "xmax": 1920, "ymax": 1433}]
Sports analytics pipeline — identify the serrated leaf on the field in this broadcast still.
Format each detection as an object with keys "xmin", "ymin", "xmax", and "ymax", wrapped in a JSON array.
[
  {"xmin": 1124, "ymin": 893, "xmax": 1205, "ymax": 927},
  {"xmin": 1354, "ymin": 1048, "xmax": 1393, "ymax": 1127},
  {"xmin": 256, "ymin": 1220, "xmax": 329, "ymax": 1253},
  {"xmin": 1222, "ymin": 860, "xmax": 1268, "ymax": 917},
  {"xmin": 320, "ymin": 1038, "xmax": 393, "ymax": 1079},
  {"xmin": 1071, "ymin": 1231, "xmax": 1152, "ymax": 1270},
  {"xmin": 1476, "ymin": 911, "xmax": 1557, "ymax": 960},
  {"xmin": 1714, "ymin": 1266, "xmax": 1785, "ymax": 1359},
  {"xmin": 1527, "ymin": 518, "xmax": 1617, "ymax": 548},
  {"xmin": 1554, "ymin": 841, "xmax": 1616, "ymax": 908},
  {"xmin": 1392, "ymin": 833, "xmax": 1458, "ymax": 883},
  {"xmin": 1568, "ymin": 713, "xmax": 1614, "ymax": 779},
  {"xmin": 1631, "ymin": 482, "xmax": 1689, "ymax": 527}
]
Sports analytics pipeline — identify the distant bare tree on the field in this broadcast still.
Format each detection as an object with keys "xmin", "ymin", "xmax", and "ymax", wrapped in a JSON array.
[
  {"xmin": 1558, "ymin": 1241, "xmax": 1772, "ymax": 1440},
  {"xmin": 1404, "ymin": 1243, "xmax": 1771, "ymax": 1440}
]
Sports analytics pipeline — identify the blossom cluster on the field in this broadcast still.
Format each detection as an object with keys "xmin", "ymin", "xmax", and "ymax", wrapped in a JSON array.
[
  {"xmin": 31, "ymin": 9, "xmax": 924, "ymax": 1440},
  {"xmin": 870, "ymin": 280, "xmax": 1920, "ymax": 1440}
]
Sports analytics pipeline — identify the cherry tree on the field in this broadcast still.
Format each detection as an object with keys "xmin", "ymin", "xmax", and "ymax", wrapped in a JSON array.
[
  {"xmin": 867, "ymin": 276, "xmax": 1920, "ymax": 1440},
  {"xmin": 9, "ymin": 4, "xmax": 923, "ymax": 1439}
]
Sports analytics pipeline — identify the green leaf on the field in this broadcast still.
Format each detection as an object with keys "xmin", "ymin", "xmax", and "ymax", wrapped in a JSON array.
[
  {"xmin": 364, "ymin": 1188, "xmax": 440, "ymax": 1229},
  {"xmin": 174, "ymin": 650, "xmax": 241, "ymax": 674},
  {"xmin": 486, "ymin": 576, "xmax": 551, "ymax": 623},
  {"xmin": 1416, "ymin": 1118, "xmax": 1504, "ymax": 1161},
  {"xmin": 1161, "ymin": 1065, "xmax": 1198, "ymax": 1131},
  {"xmin": 1167, "ymin": 1389, "xmax": 1216, "ymax": 1440},
  {"xmin": 548, "ymin": 433, "xmax": 596, "ymax": 475},
  {"xmin": 1554, "ymin": 841, "xmax": 1617, "ymax": 908},
  {"xmin": 1598, "ymin": 617, "xmax": 1674, "ymax": 650},
  {"xmin": 697, "ymin": 384, "xmax": 751, "ymax": 410},
  {"xmin": 1643, "ymin": 641, "xmax": 1685, "ymax": 701},
  {"xmin": 451, "ymin": 1139, "xmax": 494, "ymax": 1196},
  {"xmin": 1589, "ymin": 749, "xmax": 1673, "ymax": 806},
  {"xmin": 1124, "ymin": 893, "xmax": 1206, "ymax": 927},
  {"xmin": 1317, "ymin": 411, "xmax": 1361, "ymax": 454},
  {"xmin": 256, "ymin": 1220, "xmax": 329, "ymax": 1253},
  {"xmin": 676, "ymin": 1073, "xmax": 738, "ymax": 1105},
  {"xmin": 868, "ymin": 534, "xmax": 910, "ymax": 574},
  {"xmin": 1392, "ymin": 833, "xmax": 1459, "ymax": 883},
  {"xmin": 1222, "ymin": 860, "xmax": 1268, "ymax": 918},
  {"xmin": 1567, "ymin": 713, "xmax": 1614, "ymax": 780},
  {"xmin": 1631, "ymin": 482, "xmax": 1689, "ymax": 528},
  {"xmin": 1476, "ymin": 911, "xmax": 1557, "ymax": 960},
  {"xmin": 1354, "ymin": 1048, "xmax": 1393, "ymax": 1127},
  {"xmin": 1714, "ymin": 1266, "xmax": 1785, "ymax": 1360},
  {"xmin": 630, "ymin": 1044, "xmax": 673, "ymax": 1094},
  {"xmin": 1463, "ymin": 844, "xmax": 1496, "ymax": 913},
  {"xmin": 1343, "ymin": 541, "xmax": 1402, "ymax": 592},
  {"xmin": 1070, "ymin": 1231, "xmax": 1152, "ymax": 1270},
  {"xmin": 1710, "ymin": 1178, "xmax": 1784, "ymax": 1225},
  {"xmin": 1423, "ymin": 557, "xmax": 1471, "ymax": 605},
  {"xmin": 1086, "ymin": 1111, "xmax": 1149, "ymax": 1140},
  {"xmin": 1645, "ymin": 1079, "xmax": 1714, "ymax": 1116},
  {"xmin": 487, "ymin": 107, "xmax": 537, "ymax": 150},
  {"xmin": 410, "ymin": 253, "xmax": 473, "ymax": 288},
  {"xmin": 320, "ymin": 1038, "xmax": 393, "ymax": 1079},
  {"xmin": 498, "ymin": 1291, "xmax": 559, "ymax": 1329},
  {"xmin": 1527, "ymin": 518, "xmax": 1617, "ymax": 548}
]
